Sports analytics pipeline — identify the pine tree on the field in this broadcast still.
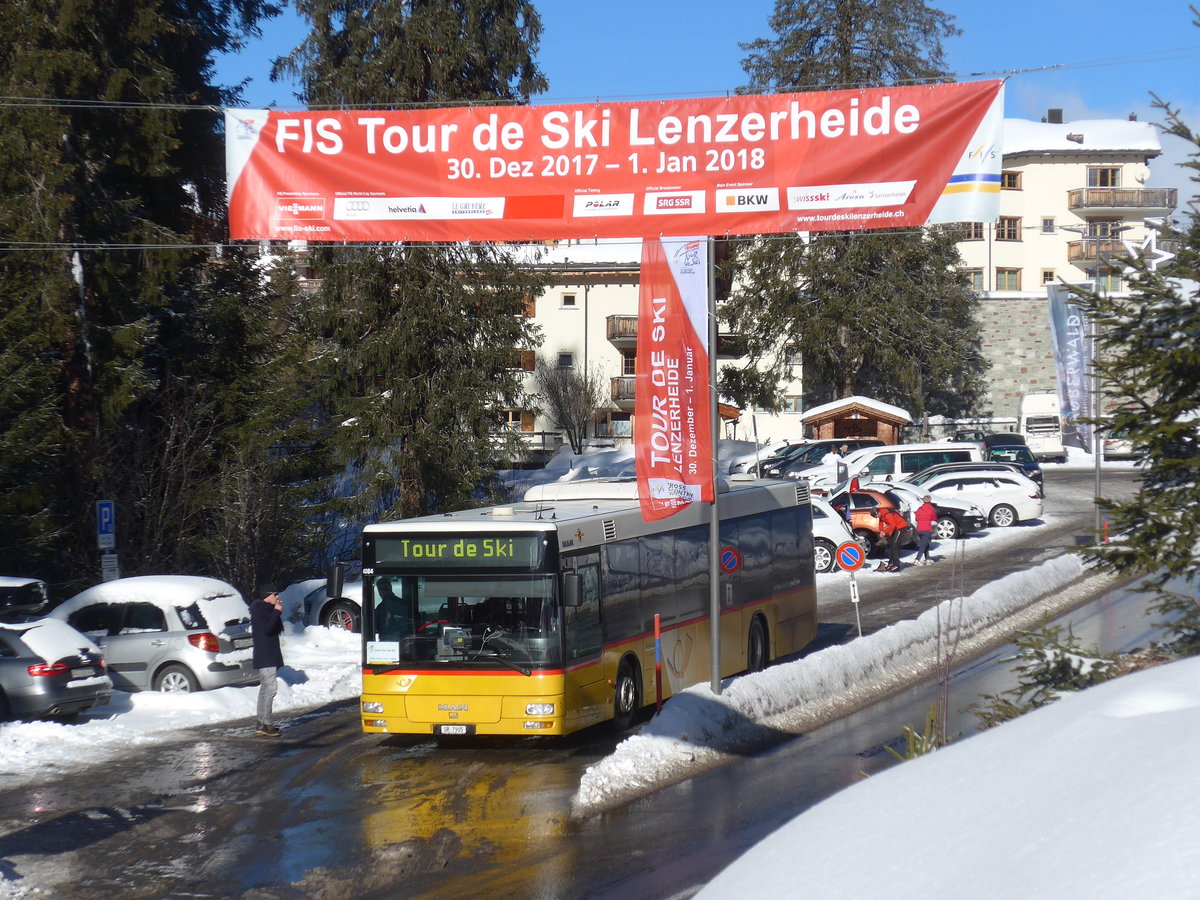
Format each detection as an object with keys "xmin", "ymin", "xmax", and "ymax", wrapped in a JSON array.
[
  {"xmin": 0, "ymin": 1, "xmax": 285, "ymax": 591},
  {"xmin": 274, "ymin": 0, "xmax": 550, "ymax": 529},
  {"xmin": 1075, "ymin": 89, "xmax": 1200, "ymax": 634},
  {"xmin": 720, "ymin": 0, "xmax": 987, "ymax": 417}
]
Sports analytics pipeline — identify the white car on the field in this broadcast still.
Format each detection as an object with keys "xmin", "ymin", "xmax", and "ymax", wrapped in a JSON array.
[
  {"xmin": 811, "ymin": 496, "xmax": 857, "ymax": 573},
  {"xmin": 896, "ymin": 471, "xmax": 1043, "ymax": 527},
  {"xmin": 50, "ymin": 575, "xmax": 258, "ymax": 692}
]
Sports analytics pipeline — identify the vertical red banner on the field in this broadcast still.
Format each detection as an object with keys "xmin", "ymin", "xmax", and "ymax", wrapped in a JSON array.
[{"xmin": 634, "ymin": 237, "xmax": 714, "ymax": 521}]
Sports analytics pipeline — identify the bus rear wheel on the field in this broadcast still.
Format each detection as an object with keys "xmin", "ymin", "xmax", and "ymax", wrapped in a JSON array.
[
  {"xmin": 747, "ymin": 617, "xmax": 769, "ymax": 673},
  {"xmin": 613, "ymin": 660, "xmax": 641, "ymax": 732}
]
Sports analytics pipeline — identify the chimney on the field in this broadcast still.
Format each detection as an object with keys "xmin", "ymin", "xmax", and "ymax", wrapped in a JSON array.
[
  {"xmin": 1129, "ymin": 112, "xmax": 1138, "ymax": 121},
  {"xmin": 1047, "ymin": 109, "xmax": 1064, "ymax": 124}
]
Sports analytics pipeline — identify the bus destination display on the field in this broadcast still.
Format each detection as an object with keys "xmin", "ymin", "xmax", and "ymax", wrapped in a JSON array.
[{"xmin": 373, "ymin": 533, "xmax": 545, "ymax": 568}]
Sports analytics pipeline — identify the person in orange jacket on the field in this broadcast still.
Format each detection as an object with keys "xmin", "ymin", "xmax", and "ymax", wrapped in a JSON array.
[{"xmin": 872, "ymin": 506, "xmax": 910, "ymax": 571}]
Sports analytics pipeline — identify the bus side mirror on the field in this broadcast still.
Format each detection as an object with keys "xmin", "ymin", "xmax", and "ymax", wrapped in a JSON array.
[
  {"xmin": 327, "ymin": 561, "xmax": 345, "ymax": 599},
  {"xmin": 562, "ymin": 572, "xmax": 582, "ymax": 608}
]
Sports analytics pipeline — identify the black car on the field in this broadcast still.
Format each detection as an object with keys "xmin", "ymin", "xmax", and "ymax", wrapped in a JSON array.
[
  {"xmin": 774, "ymin": 438, "xmax": 885, "ymax": 479},
  {"xmin": 0, "ymin": 577, "xmax": 49, "ymax": 623}
]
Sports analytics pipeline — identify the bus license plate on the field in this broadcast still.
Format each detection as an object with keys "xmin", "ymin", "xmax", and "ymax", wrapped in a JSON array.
[{"xmin": 436, "ymin": 724, "xmax": 474, "ymax": 736}]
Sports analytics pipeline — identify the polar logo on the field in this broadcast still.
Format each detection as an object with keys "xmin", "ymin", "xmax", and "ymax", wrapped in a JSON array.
[{"xmin": 573, "ymin": 194, "xmax": 634, "ymax": 217}]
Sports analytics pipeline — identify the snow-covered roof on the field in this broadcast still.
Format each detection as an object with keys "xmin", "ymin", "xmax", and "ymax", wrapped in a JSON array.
[
  {"xmin": 1003, "ymin": 118, "xmax": 1161, "ymax": 157},
  {"xmin": 800, "ymin": 395, "xmax": 913, "ymax": 424},
  {"xmin": 0, "ymin": 576, "xmax": 44, "ymax": 588},
  {"xmin": 54, "ymin": 575, "xmax": 249, "ymax": 630},
  {"xmin": 1, "ymin": 617, "xmax": 100, "ymax": 661}
]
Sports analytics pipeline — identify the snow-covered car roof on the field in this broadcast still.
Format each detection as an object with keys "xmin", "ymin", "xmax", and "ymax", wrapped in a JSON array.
[
  {"xmin": 0, "ymin": 576, "xmax": 45, "ymax": 588},
  {"xmin": 1, "ymin": 617, "xmax": 100, "ymax": 660},
  {"xmin": 53, "ymin": 575, "xmax": 249, "ymax": 630}
]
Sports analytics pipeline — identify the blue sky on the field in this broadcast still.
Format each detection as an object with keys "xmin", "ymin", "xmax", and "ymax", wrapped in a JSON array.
[{"xmin": 216, "ymin": 0, "xmax": 1200, "ymax": 194}]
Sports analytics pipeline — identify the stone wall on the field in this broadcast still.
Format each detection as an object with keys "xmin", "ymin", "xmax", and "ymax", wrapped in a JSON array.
[{"xmin": 975, "ymin": 295, "xmax": 1059, "ymax": 420}]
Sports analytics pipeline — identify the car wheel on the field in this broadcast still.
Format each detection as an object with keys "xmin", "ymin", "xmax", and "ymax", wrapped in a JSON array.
[
  {"xmin": 852, "ymin": 528, "xmax": 877, "ymax": 556},
  {"xmin": 934, "ymin": 516, "xmax": 960, "ymax": 540},
  {"xmin": 989, "ymin": 504, "xmax": 1019, "ymax": 527},
  {"xmin": 747, "ymin": 617, "xmax": 770, "ymax": 673},
  {"xmin": 612, "ymin": 659, "xmax": 642, "ymax": 732},
  {"xmin": 154, "ymin": 664, "xmax": 199, "ymax": 693},
  {"xmin": 813, "ymin": 538, "xmax": 836, "ymax": 573},
  {"xmin": 322, "ymin": 599, "xmax": 361, "ymax": 633}
]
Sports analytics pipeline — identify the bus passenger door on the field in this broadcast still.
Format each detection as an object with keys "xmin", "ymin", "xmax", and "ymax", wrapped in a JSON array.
[{"xmin": 564, "ymin": 561, "xmax": 607, "ymax": 729}]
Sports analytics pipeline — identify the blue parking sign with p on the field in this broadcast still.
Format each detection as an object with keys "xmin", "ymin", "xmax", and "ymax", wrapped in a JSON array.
[{"xmin": 96, "ymin": 500, "xmax": 116, "ymax": 550}]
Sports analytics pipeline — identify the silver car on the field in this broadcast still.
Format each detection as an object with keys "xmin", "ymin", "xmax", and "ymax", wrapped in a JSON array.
[
  {"xmin": 0, "ymin": 618, "xmax": 112, "ymax": 720},
  {"xmin": 50, "ymin": 576, "xmax": 258, "ymax": 693}
]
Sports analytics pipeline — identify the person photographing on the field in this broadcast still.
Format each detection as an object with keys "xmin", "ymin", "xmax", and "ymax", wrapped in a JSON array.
[{"xmin": 251, "ymin": 584, "xmax": 285, "ymax": 737}]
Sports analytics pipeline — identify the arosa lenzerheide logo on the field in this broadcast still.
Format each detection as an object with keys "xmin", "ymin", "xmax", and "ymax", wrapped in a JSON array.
[{"xmin": 276, "ymin": 199, "xmax": 327, "ymax": 220}]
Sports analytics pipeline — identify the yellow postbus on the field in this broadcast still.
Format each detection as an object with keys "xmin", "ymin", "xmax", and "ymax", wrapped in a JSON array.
[{"xmin": 356, "ymin": 477, "xmax": 817, "ymax": 737}]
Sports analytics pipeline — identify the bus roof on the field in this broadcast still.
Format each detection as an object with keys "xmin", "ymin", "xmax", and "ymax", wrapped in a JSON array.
[{"xmin": 362, "ymin": 478, "xmax": 809, "ymax": 543}]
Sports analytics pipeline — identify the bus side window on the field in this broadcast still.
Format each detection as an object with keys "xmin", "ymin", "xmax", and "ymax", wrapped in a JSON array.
[{"xmin": 566, "ymin": 564, "xmax": 602, "ymax": 661}]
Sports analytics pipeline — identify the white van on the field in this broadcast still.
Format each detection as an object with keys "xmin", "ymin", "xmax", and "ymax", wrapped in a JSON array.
[
  {"xmin": 807, "ymin": 442, "xmax": 983, "ymax": 488},
  {"xmin": 1018, "ymin": 392, "xmax": 1067, "ymax": 462}
]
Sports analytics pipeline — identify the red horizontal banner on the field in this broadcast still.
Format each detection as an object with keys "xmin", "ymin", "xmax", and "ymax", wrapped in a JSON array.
[{"xmin": 226, "ymin": 80, "xmax": 1003, "ymax": 242}]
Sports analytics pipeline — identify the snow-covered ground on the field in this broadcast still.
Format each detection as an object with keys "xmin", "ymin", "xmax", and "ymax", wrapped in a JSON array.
[
  {"xmin": 697, "ymin": 650, "xmax": 1200, "ymax": 899},
  {"xmin": 0, "ymin": 442, "xmax": 1150, "ymax": 897}
]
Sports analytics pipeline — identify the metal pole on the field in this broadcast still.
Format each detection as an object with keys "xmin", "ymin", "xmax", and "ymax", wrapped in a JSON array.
[
  {"xmin": 708, "ymin": 236, "xmax": 722, "ymax": 695},
  {"xmin": 1093, "ymin": 295, "xmax": 1103, "ymax": 536}
]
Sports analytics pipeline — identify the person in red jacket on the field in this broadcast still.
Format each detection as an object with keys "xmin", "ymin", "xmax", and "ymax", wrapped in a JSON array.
[
  {"xmin": 873, "ymin": 506, "xmax": 910, "ymax": 571},
  {"xmin": 913, "ymin": 495, "xmax": 939, "ymax": 565}
]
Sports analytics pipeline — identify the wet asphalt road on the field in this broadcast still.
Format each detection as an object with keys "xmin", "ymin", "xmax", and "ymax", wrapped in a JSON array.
[{"xmin": 0, "ymin": 468, "xmax": 1139, "ymax": 898}]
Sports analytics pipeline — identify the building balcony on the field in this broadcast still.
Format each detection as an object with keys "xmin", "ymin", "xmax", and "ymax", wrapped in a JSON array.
[
  {"xmin": 611, "ymin": 375, "xmax": 636, "ymax": 409},
  {"xmin": 1066, "ymin": 187, "xmax": 1177, "ymax": 217},
  {"xmin": 605, "ymin": 314, "xmax": 747, "ymax": 357},
  {"xmin": 1066, "ymin": 239, "xmax": 1130, "ymax": 267}
]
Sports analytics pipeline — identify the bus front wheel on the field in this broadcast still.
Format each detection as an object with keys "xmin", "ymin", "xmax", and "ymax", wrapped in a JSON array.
[
  {"xmin": 613, "ymin": 660, "xmax": 641, "ymax": 732},
  {"xmin": 747, "ymin": 617, "xmax": 769, "ymax": 673}
]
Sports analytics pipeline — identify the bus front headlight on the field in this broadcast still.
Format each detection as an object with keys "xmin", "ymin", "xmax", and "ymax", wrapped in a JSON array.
[
  {"xmin": 525, "ymin": 703, "xmax": 554, "ymax": 716},
  {"xmin": 362, "ymin": 701, "xmax": 384, "ymax": 714}
]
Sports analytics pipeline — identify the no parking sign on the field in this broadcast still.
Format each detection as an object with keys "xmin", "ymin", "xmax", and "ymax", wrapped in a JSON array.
[{"xmin": 835, "ymin": 541, "xmax": 865, "ymax": 572}]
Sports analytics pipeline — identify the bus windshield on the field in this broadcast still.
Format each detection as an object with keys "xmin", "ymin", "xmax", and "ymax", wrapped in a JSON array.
[{"xmin": 367, "ymin": 574, "xmax": 561, "ymax": 671}]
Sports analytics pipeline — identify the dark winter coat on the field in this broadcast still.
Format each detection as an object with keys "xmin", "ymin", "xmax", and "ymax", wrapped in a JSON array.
[{"xmin": 250, "ymin": 598, "xmax": 285, "ymax": 669}]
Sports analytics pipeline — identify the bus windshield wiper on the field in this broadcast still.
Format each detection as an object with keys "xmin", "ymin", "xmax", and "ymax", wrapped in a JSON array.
[{"xmin": 473, "ymin": 648, "xmax": 531, "ymax": 676}]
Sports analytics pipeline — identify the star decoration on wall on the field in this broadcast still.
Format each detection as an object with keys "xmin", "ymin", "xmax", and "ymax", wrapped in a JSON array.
[{"xmin": 1122, "ymin": 218, "xmax": 1176, "ymax": 273}]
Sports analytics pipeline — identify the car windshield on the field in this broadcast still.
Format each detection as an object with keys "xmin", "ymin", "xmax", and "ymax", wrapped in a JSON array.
[
  {"xmin": 368, "ymin": 574, "xmax": 561, "ymax": 670},
  {"xmin": 990, "ymin": 446, "xmax": 1035, "ymax": 464}
]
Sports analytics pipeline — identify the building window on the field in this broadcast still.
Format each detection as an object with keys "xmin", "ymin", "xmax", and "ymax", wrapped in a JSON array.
[
  {"xmin": 1001, "ymin": 171, "xmax": 1022, "ymax": 190},
  {"xmin": 1090, "ymin": 270, "xmax": 1123, "ymax": 292},
  {"xmin": 561, "ymin": 292, "xmax": 577, "ymax": 309},
  {"xmin": 996, "ymin": 268, "xmax": 1021, "ymax": 291},
  {"xmin": 1088, "ymin": 219, "xmax": 1123, "ymax": 238},
  {"xmin": 996, "ymin": 217, "xmax": 1022, "ymax": 241},
  {"xmin": 557, "ymin": 352, "xmax": 574, "ymax": 369},
  {"xmin": 509, "ymin": 350, "xmax": 536, "ymax": 371},
  {"xmin": 784, "ymin": 345, "xmax": 801, "ymax": 367},
  {"xmin": 1088, "ymin": 167, "xmax": 1120, "ymax": 188},
  {"xmin": 965, "ymin": 268, "xmax": 984, "ymax": 291},
  {"xmin": 620, "ymin": 349, "xmax": 636, "ymax": 376},
  {"xmin": 1042, "ymin": 217, "xmax": 1056, "ymax": 235},
  {"xmin": 957, "ymin": 222, "xmax": 984, "ymax": 241},
  {"xmin": 503, "ymin": 410, "xmax": 534, "ymax": 432},
  {"xmin": 596, "ymin": 413, "xmax": 632, "ymax": 438},
  {"xmin": 782, "ymin": 396, "xmax": 803, "ymax": 413},
  {"xmin": 1041, "ymin": 269, "xmax": 1056, "ymax": 284}
]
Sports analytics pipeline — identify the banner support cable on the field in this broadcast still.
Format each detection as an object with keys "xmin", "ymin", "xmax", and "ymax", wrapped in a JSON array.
[{"xmin": 707, "ymin": 235, "xmax": 722, "ymax": 696}]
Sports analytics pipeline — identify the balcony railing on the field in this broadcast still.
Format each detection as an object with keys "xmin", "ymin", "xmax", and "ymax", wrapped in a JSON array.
[
  {"xmin": 606, "ymin": 315, "xmax": 638, "ymax": 342},
  {"xmin": 606, "ymin": 314, "xmax": 746, "ymax": 357},
  {"xmin": 1067, "ymin": 187, "xmax": 1177, "ymax": 213},
  {"xmin": 1067, "ymin": 239, "xmax": 1130, "ymax": 266},
  {"xmin": 611, "ymin": 375, "xmax": 637, "ymax": 403}
]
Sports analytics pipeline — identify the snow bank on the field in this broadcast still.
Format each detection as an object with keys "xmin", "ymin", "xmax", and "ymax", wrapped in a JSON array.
[{"xmin": 572, "ymin": 554, "xmax": 1114, "ymax": 817}]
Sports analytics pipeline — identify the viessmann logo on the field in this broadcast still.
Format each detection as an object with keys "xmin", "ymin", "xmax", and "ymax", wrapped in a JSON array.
[
  {"xmin": 716, "ymin": 188, "xmax": 780, "ymax": 212},
  {"xmin": 276, "ymin": 199, "xmax": 327, "ymax": 220}
]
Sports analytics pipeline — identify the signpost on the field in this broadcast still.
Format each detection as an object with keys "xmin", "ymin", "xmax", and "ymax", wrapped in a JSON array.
[
  {"xmin": 96, "ymin": 500, "xmax": 120, "ymax": 582},
  {"xmin": 836, "ymin": 541, "xmax": 866, "ymax": 637}
]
